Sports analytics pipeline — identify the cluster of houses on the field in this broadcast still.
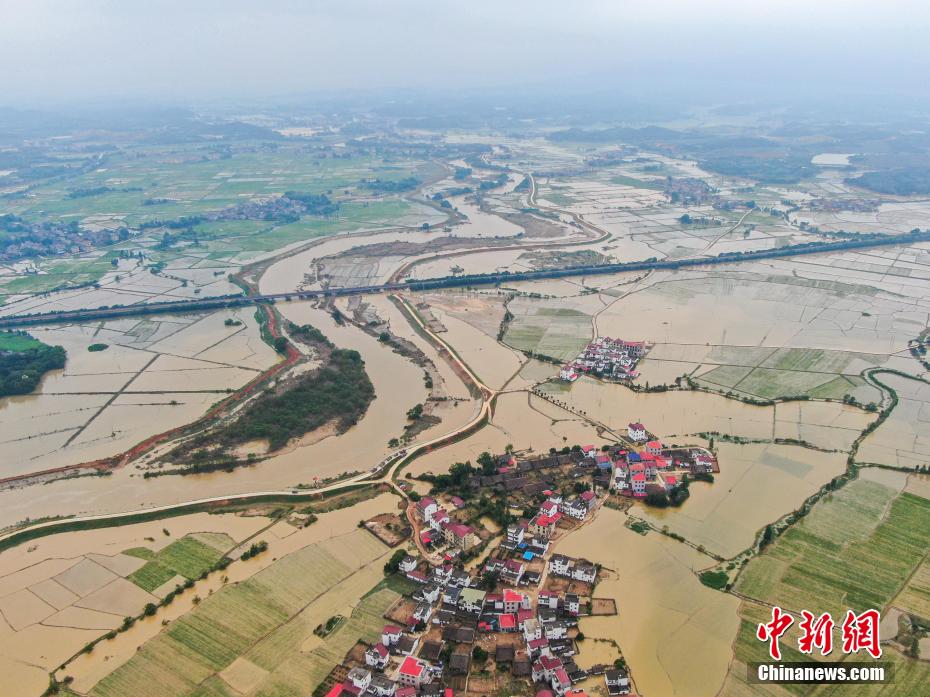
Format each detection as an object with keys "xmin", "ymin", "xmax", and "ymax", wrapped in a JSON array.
[
  {"xmin": 606, "ymin": 423, "xmax": 716, "ymax": 498},
  {"xmin": 321, "ymin": 439, "xmax": 711, "ymax": 697},
  {"xmin": 559, "ymin": 338, "xmax": 649, "ymax": 383},
  {"xmin": 526, "ymin": 487, "xmax": 598, "ymax": 540},
  {"xmin": 415, "ymin": 497, "xmax": 479, "ymax": 552}
]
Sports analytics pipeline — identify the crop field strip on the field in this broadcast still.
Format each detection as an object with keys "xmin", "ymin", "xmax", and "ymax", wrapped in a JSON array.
[
  {"xmin": 124, "ymin": 534, "xmax": 233, "ymax": 593},
  {"xmin": 90, "ymin": 529, "xmax": 389, "ymax": 697},
  {"xmin": 735, "ymin": 479, "xmax": 930, "ymax": 619}
]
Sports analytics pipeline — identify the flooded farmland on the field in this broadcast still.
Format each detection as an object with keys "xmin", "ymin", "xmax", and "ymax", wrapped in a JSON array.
[{"xmin": 560, "ymin": 507, "xmax": 740, "ymax": 697}]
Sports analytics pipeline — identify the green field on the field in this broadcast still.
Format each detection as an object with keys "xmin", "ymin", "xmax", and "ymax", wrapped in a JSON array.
[
  {"xmin": 893, "ymin": 557, "xmax": 930, "ymax": 619},
  {"xmin": 693, "ymin": 346, "xmax": 883, "ymax": 401},
  {"xmin": 93, "ymin": 530, "xmax": 390, "ymax": 697},
  {"xmin": 0, "ymin": 331, "xmax": 42, "ymax": 352},
  {"xmin": 736, "ymin": 480, "xmax": 930, "ymax": 619},
  {"xmin": 504, "ymin": 306, "xmax": 591, "ymax": 360},
  {"xmin": 2, "ymin": 142, "xmax": 440, "ymax": 300},
  {"xmin": 125, "ymin": 535, "xmax": 232, "ymax": 592}
]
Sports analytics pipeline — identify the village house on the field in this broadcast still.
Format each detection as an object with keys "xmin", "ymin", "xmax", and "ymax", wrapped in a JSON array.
[
  {"xmin": 369, "ymin": 674, "xmax": 397, "ymax": 697},
  {"xmin": 458, "ymin": 588, "xmax": 486, "ymax": 615},
  {"xmin": 528, "ymin": 636, "xmax": 551, "ymax": 658},
  {"xmin": 430, "ymin": 508, "xmax": 450, "ymax": 531},
  {"xmin": 366, "ymin": 642, "xmax": 390, "ymax": 669},
  {"xmin": 449, "ymin": 568, "xmax": 472, "ymax": 587},
  {"xmin": 551, "ymin": 667, "xmax": 572, "ymax": 696},
  {"xmin": 413, "ymin": 602, "xmax": 433, "ymax": 624},
  {"xmin": 406, "ymin": 569, "xmax": 428, "ymax": 584},
  {"xmin": 503, "ymin": 588, "xmax": 531, "ymax": 613},
  {"xmin": 349, "ymin": 667, "xmax": 372, "ymax": 692},
  {"xmin": 530, "ymin": 512, "xmax": 560, "ymax": 539},
  {"xmin": 416, "ymin": 497, "xmax": 438, "ymax": 523},
  {"xmin": 604, "ymin": 669, "xmax": 631, "ymax": 695},
  {"xmin": 506, "ymin": 522, "xmax": 525, "ymax": 547},
  {"xmin": 499, "ymin": 613, "xmax": 518, "ymax": 632},
  {"xmin": 533, "ymin": 655, "xmax": 564, "ymax": 682},
  {"xmin": 398, "ymin": 555, "xmax": 418, "ymax": 574},
  {"xmin": 523, "ymin": 617, "xmax": 543, "ymax": 641},
  {"xmin": 538, "ymin": 590, "xmax": 559, "ymax": 609},
  {"xmin": 397, "ymin": 656, "xmax": 432, "ymax": 687},
  {"xmin": 630, "ymin": 473, "xmax": 646, "ymax": 495},
  {"xmin": 544, "ymin": 620, "xmax": 569, "ymax": 640},
  {"xmin": 382, "ymin": 625, "xmax": 403, "ymax": 647},
  {"xmin": 517, "ymin": 607, "xmax": 535, "ymax": 630},
  {"xmin": 485, "ymin": 592, "xmax": 504, "ymax": 613},
  {"xmin": 561, "ymin": 498, "xmax": 588, "ymax": 520},
  {"xmin": 444, "ymin": 523, "xmax": 478, "ymax": 551},
  {"xmin": 627, "ymin": 422, "xmax": 647, "ymax": 442},
  {"xmin": 416, "ymin": 584, "xmax": 441, "ymax": 604},
  {"xmin": 442, "ymin": 586, "xmax": 461, "ymax": 605},
  {"xmin": 564, "ymin": 594, "xmax": 580, "ymax": 615},
  {"xmin": 548, "ymin": 554, "xmax": 573, "ymax": 577},
  {"xmin": 645, "ymin": 440, "xmax": 663, "ymax": 456},
  {"xmin": 571, "ymin": 562, "xmax": 597, "ymax": 584},
  {"xmin": 502, "ymin": 560, "xmax": 525, "ymax": 585}
]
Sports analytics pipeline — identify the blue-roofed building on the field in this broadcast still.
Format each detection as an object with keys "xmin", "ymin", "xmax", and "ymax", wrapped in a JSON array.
[
  {"xmin": 628, "ymin": 452, "xmax": 642, "ymax": 463},
  {"xmin": 523, "ymin": 551, "xmax": 535, "ymax": 561}
]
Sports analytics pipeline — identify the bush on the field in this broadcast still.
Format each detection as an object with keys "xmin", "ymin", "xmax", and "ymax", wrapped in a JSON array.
[{"xmin": 699, "ymin": 570, "xmax": 729, "ymax": 590}]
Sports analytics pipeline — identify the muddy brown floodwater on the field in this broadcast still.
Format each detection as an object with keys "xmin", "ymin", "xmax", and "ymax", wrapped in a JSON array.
[{"xmin": 559, "ymin": 507, "xmax": 740, "ymax": 697}]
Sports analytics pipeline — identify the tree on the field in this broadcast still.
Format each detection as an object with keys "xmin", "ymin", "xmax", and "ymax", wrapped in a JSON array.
[
  {"xmin": 273, "ymin": 336, "xmax": 288, "ymax": 353},
  {"xmin": 477, "ymin": 451, "xmax": 496, "ymax": 475},
  {"xmin": 760, "ymin": 524, "xmax": 774, "ymax": 549},
  {"xmin": 384, "ymin": 549, "xmax": 407, "ymax": 575},
  {"xmin": 472, "ymin": 646, "xmax": 488, "ymax": 663},
  {"xmin": 679, "ymin": 213, "xmax": 693, "ymax": 225}
]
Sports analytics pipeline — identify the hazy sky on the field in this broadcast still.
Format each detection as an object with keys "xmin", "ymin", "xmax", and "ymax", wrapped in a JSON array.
[{"xmin": 1, "ymin": 0, "xmax": 928, "ymax": 106}]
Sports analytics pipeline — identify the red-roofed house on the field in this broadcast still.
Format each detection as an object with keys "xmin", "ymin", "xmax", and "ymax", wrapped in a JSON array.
[
  {"xmin": 416, "ymin": 497, "xmax": 437, "ymax": 522},
  {"xmin": 581, "ymin": 445, "xmax": 597, "ymax": 458},
  {"xmin": 517, "ymin": 608, "xmax": 535, "ymax": 629},
  {"xmin": 503, "ymin": 588, "xmax": 530, "ymax": 613},
  {"xmin": 540, "ymin": 500, "xmax": 559, "ymax": 515},
  {"xmin": 366, "ymin": 642, "xmax": 390, "ymax": 669},
  {"xmin": 528, "ymin": 636, "xmax": 551, "ymax": 658},
  {"xmin": 396, "ymin": 688, "xmax": 416, "ymax": 697},
  {"xmin": 397, "ymin": 656, "xmax": 431, "ymax": 687},
  {"xmin": 502, "ymin": 560, "xmax": 525, "ymax": 585},
  {"xmin": 627, "ymin": 423, "xmax": 647, "ymax": 442},
  {"xmin": 664, "ymin": 474, "xmax": 678, "ymax": 491},
  {"xmin": 631, "ymin": 473, "xmax": 646, "ymax": 495},
  {"xmin": 551, "ymin": 668, "xmax": 572, "ymax": 695},
  {"xmin": 530, "ymin": 513, "xmax": 558, "ymax": 539},
  {"xmin": 499, "ymin": 613, "xmax": 517, "ymax": 632},
  {"xmin": 382, "ymin": 625, "xmax": 403, "ymax": 646},
  {"xmin": 579, "ymin": 490, "xmax": 596, "ymax": 510},
  {"xmin": 645, "ymin": 440, "xmax": 663, "ymax": 456},
  {"xmin": 325, "ymin": 685, "xmax": 344, "ymax": 697},
  {"xmin": 444, "ymin": 523, "xmax": 477, "ymax": 551},
  {"xmin": 538, "ymin": 591, "xmax": 559, "ymax": 609}
]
